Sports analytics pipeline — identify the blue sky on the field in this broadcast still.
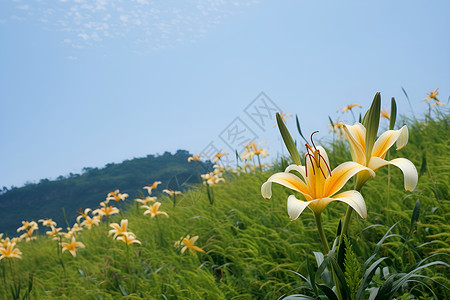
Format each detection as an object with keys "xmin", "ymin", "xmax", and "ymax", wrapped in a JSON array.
[{"xmin": 1, "ymin": 0, "xmax": 449, "ymax": 188}]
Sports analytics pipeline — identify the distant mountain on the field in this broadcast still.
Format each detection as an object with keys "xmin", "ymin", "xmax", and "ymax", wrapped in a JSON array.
[{"xmin": 0, "ymin": 150, "xmax": 212, "ymax": 235}]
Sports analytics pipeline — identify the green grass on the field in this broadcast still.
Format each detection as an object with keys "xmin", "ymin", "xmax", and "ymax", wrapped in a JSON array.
[{"xmin": 1, "ymin": 112, "xmax": 449, "ymax": 299}]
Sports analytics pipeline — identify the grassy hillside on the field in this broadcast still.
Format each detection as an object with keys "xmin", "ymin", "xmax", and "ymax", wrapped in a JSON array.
[
  {"xmin": 0, "ymin": 113, "xmax": 448, "ymax": 299},
  {"xmin": 0, "ymin": 150, "xmax": 212, "ymax": 235}
]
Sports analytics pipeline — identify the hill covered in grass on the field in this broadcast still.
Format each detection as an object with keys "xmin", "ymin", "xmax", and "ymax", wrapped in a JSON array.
[
  {"xmin": 0, "ymin": 150, "xmax": 212, "ymax": 235},
  {"xmin": 0, "ymin": 114, "xmax": 448, "ymax": 299}
]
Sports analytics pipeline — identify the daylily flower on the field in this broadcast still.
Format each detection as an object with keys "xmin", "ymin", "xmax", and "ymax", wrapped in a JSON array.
[
  {"xmin": 162, "ymin": 189, "xmax": 181, "ymax": 197},
  {"xmin": 422, "ymin": 88, "xmax": 439, "ymax": 103},
  {"xmin": 61, "ymin": 236, "xmax": 85, "ymax": 257},
  {"xmin": 0, "ymin": 240, "xmax": 22, "ymax": 260},
  {"xmin": 19, "ymin": 227, "xmax": 38, "ymax": 242},
  {"xmin": 342, "ymin": 122, "xmax": 418, "ymax": 191},
  {"xmin": 212, "ymin": 152, "xmax": 229, "ymax": 163},
  {"xmin": 329, "ymin": 120, "xmax": 345, "ymax": 138},
  {"xmin": 135, "ymin": 196, "xmax": 157, "ymax": 205},
  {"xmin": 261, "ymin": 138, "xmax": 374, "ymax": 221},
  {"xmin": 179, "ymin": 235, "xmax": 205, "ymax": 254},
  {"xmin": 109, "ymin": 219, "xmax": 129, "ymax": 239},
  {"xmin": 141, "ymin": 202, "xmax": 169, "ymax": 218},
  {"xmin": 117, "ymin": 232, "xmax": 141, "ymax": 245},
  {"xmin": 81, "ymin": 216, "xmax": 101, "ymax": 229},
  {"xmin": 188, "ymin": 154, "xmax": 204, "ymax": 162},
  {"xmin": 46, "ymin": 226, "xmax": 63, "ymax": 239},
  {"xmin": 93, "ymin": 201, "xmax": 120, "ymax": 217},
  {"xmin": 143, "ymin": 181, "xmax": 162, "ymax": 194},
  {"xmin": 17, "ymin": 221, "xmax": 38, "ymax": 233},
  {"xmin": 201, "ymin": 172, "xmax": 225, "ymax": 186},
  {"xmin": 106, "ymin": 190, "xmax": 129, "ymax": 202},
  {"xmin": 76, "ymin": 208, "xmax": 92, "ymax": 223},
  {"xmin": 39, "ymin": 218, "xmax": 57, "ymax": 227},
  {"xmin": 380, "ymin": 107, "xmax": 390, "ymax": 120},
  {"xmin": 338, "ymin": 104, "xmax": 362, "ymax": 113}
]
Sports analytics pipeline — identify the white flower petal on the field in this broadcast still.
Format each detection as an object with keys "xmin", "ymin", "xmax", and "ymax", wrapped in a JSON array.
[
  {"xmin": 331, "ymin": 190, "xmax": 367, "ymax": 219},
  {"xmin": 287, "ymin": 195, "xmax": 311, "ymax": 220},
  {"xmin": 368, "ymin": 157, "xmax": 418, "ymax": 192},
  {"xmin": 284, "ymin": 164, "xmax": 307, "ymax": 180}
]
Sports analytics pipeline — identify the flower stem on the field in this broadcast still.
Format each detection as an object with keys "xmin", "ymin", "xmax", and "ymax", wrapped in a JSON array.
[{"xmin": 314, "ymin": 212, "xmax": 330, "ymax": 254}]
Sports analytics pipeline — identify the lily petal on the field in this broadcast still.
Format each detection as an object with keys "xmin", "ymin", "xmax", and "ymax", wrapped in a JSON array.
[
  {"xmin": 331, "ymin": 190, "xmax": 367, "ymax": 219},
  {"xmin": 284, "ymin": 164, "xmax": 307, "ymax": 181},
  {"xmin": 316, "ymin": 146, "xmax": 330, "ymax": 173},
  {"xmin": 372, "ymin": 126, "xmax": 409, "ymax": 159},
  {"xmin": 287, "ymin": 195, "xmax": 311, "ymax": 220},
  {"xmin": 368, "ymin": 157, "xmax": 418, "ymax": 192},
  {"xmin": 343, "ymin": 123, "xmax": 366, "ymax": 164},
  {"xmin": 261, "ymin": 172, "xmax": 312, "ymax": 200},
  {"xmin": 324, "ymin": 162, "xmax": 375, "ymax": 196}
]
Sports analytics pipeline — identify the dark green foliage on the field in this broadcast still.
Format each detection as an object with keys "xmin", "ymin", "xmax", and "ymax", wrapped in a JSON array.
[{"xmin": 0, "ymin": 150, "xmax": 212, "ymax": 235}]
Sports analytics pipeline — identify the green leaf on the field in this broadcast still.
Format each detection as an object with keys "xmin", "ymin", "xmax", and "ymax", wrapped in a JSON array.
[
  {"xmin": 389, "ymin": 97, "xmax": 397, "ymax": 130},
  {"xmin": 336, "ymin": 220, "xmax": 342, "ymax": 237},
  {"xmin": 317, "ymin": 284, "xmax": 338, "ymax": 300},
  {"xmin": 277, "ymin": 112, "xmax": 301, "ymax": 165},
  {"xmin": 356, "ymin": 257, "xmax": 391, "ymax": 300},
  {"xmin": 305, "ymin": 254, "xmax": 318, "ymax": 296},
  {"xmin": 362, "ymin": 93, "xmax": 381, "ymax": 164},
  {"xmin": 296, "ymin": 115, "xmax": 308, "ymax": 144},
  {"xmin": 410, "ymin": 199, "xmax": 420, "ymax": 232},
  {"xmin": 419, "ymin": 153, "xmax": 427, "ymax": 178}
]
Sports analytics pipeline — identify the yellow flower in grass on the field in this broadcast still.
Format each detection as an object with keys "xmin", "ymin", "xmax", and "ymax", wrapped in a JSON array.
[
  {"xmin": 135, "ymin": 196, "xmax": 157, "ymax": 205},
  {"xmin": 422, "ymin": 88, "xmax": 439, "ymax": 103},
  {"xmin": 81, "ymin": 216, "xmax": 101, "ymax": 229},
  {"xmin": 17, "ymin": 221, "xmax": 38, "ymax": 233},
  {"xmin": 109, "ymin": 219, "xmax": 129, "ymax": 239},
  {"xmin": 46, "ymin": 226, "xmax": 63, "ymax": 240},
  {"xmin": 201, "ymin": 172, "xmax": 225, "ymax": 186},
  {"xmin": 380, "ymin": 107, "xmax": 390, "ymax": 120},
  {"xmin": 0, "ymin": 240, "xmax": 22, "ymax": 260},
  {"xmin": 107, "ymin": 189, "xmax": 129, "ymax": 202},
  {"xmin": 141, "ymin": 202, "xmax": 169, "ymax": 218},
  {"xmin": 179, "ymin": 235, "xmax": 205, "ymax": 254},
  {"xmin": 212, "ymin": 152, "xmax": 229, "ymax": 163},
  {"xmin": 262, "ymin": 134, "xmax": 374, "ymax": 220},
  {"xmin": 93, "ymin": 201, "xmax": 120, "ymax": 217},
  {"xmin": 117, "ymin": 232, "xmax": 141, "ymax": 245},
  {"xmin": 143, "ymin": 181, "xmax": 162, "ymax": 195},
  {"xmin": 338, "ymin": 104, "xmax": 362, "ymax": 113},
  {"xmin": 76, "ymin": 208, "xmax": 92, "ymax": 223},
  {"xmin": 162, "ymin": 189, "xmax": 181, "ymax": 197},
  {"xmin": 188, "ymin": 154, "xmax": 204, "ymax": 162},
  {"xmin": 342, "ymin": 123, "xmax": 418, "ymax": 191},
  {"xmin": 38, "ymin": 218, "xmax": 57, "ymax": 228},
  {"xmin": 61, "ymin": 236, "xmax": 85, "ymax": 257},
  {"xmin": 19, "ymin": 227, "xmax": 38, "ymax": 242}
]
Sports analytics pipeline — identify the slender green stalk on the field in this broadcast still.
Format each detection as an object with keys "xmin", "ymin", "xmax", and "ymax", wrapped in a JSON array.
[
  {"xmin": 314, "ymin": 212, "xmax": 330, "ymax": 254},
  {"xmin": 257, "ymin": 154, "xmax": 262, "ymax": 172}
]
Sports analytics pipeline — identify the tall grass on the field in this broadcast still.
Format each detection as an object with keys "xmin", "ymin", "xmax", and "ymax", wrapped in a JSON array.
[{"xmin": 0, "ymin": 112, "xmax": 448, "ymax": 299}]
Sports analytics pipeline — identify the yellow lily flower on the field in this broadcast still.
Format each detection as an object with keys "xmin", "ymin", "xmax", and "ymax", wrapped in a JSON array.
[
  {"xmin": 81, "ymin": 216, "xmax": 101, "ymax": 229},
  {"xmin": 61, "ymin": 236, "xmax": 85, "ymax": 257},
  {"xmin": 188, "ymin": 154, "xmax": 204, "ymax": 162},
  {"xmin": 201, "ymin": 172, "xmax": 225, "ymax": 186},
  {"xmin": 107, "ymin": 189, "xmax": 129, "ymax": 202},
  {"xmin": 338, "ymin": 104, "xmax": 362, "ymax": 113},
  {"xmin": 46, "ymin": 226, "xmax": 63, "ymax": 240},
  {"xmin": 262, "ymin": 141, "xmax": 374, "ymax": 220},
  {"xmin": 342, "ymin": 122, "xmax": 418, "ymax": 191},
  {"xmin": 180, "ymin": 235, "xmax": 205, "ymax": 254},
  {"xmin": 143, "ymin": 181, "xmax": 162, "ymax": 195},
  {"xmin": 380, "ymin": 107, "xmax": 390, "ymax": 120},
  {"xmin": 422, "ymin": 88, "xmax": 439, "ymax": 103},
  {"xmin": 109, "ymin": 219, "xmax": 129, "ymax": 239},
  {"xmin": 116, "ymin": 232, "xmax": 141, "ymax": 245},
  {"xmin": 0, "ymin": 240, "xmax": 22, "ymax": 260},
  {"xmin": 76, "ymin": 208, "xmax": 92, "ymax": 223},
  {"xmin": 38, "ymin": 218, "xmax": 57, "ymax": 228},
  {"xmin": 162, "ymin": 189, "xmax": 181, "ymax": 197},
  {"xmin": 212, "ymin": 152, "xmax": 229, "ymax": 163},
  {"xmin": 141, "ymin": 202, "xmax": 169, "ymax": 218},
  {"xmin": 93, "ymin": 201, "xmax": 120, "ymax": 217},
  {"xmin": 17, "ymin": 221, "xmax": 38, "ymax": 233},
  {"xmin": 135, "ymin": 196, "xmax": 157, "ymax": 205},
  {"xmin": 19, "ymin": 227, "xmax": 37, "ymax": 242}
]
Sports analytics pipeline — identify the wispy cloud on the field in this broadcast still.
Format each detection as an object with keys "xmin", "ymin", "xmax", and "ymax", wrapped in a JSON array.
[{"xmin": 3, "ymin": 0, "xmax": 260, "ymax": 54}]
